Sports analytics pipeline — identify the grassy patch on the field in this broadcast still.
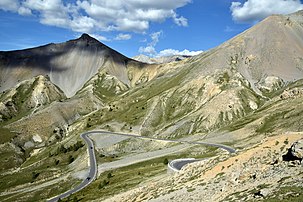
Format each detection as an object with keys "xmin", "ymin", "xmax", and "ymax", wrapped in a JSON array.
[
  {"xmin": 87, "ymin": 66, "xmax": 191, "ymax": 130},
  {"xmin": 256, "ymin": 110, "xmax": 291, "ymax": 133},
  {"xmin": 68, "ymin": 156, "xmax": 169, "ymax": 201},
  {"xmin": 264, "ymin": 186, "xmax": 303, "ymax": 202},
  {"xmin": 0, "ymin": 177, "xmax": 81, "ymax": 202},
  {"xmin": 0, "ymin": 139, "xmax": 85, "ymax": 192},
  {"xmin": 68, "ymin": 146, "xmax": 219, "ymax": 201},
  {"xmin": 0, "ymin": 127, "xmax": 16, "ymax": 144},
  {"xmin": 187, "ymin": 187, "xmax": 196, "ymax": 192}
]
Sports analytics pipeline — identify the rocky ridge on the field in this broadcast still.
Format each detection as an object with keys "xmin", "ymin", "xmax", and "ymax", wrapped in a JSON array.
[{"xmin": 133, "ymin": 54, "xmax": 192, "ymax": 64}]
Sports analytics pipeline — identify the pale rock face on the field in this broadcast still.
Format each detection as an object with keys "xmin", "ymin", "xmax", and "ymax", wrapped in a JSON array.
[
  {"xmin": 249, "ymin": 100, "xmax": 258, "ymax": 110},
  {"xmin": 24, "ymin": 141, "xmax": 34, "ymax": 149},
  {"xmin": 31, "ymin": 76, "xmax": 51, "ymax": 106},
  {"xmin": 280, "ymin": 87, "xmax": 303, "ymax": 99},
  {"xmin": 258, "ymin": 76, "xmax": 284, "ymax": 92},
  {"xmin": 30, "ymin": 148, "xmax": 41, "ymax": 156},
  {"xmin": 291, "ymin": 139, "xmax": 303, "ymax": 159},
  {"xmin": 32, "ymin": 134, "xmax": 42, "ymax": 143}
]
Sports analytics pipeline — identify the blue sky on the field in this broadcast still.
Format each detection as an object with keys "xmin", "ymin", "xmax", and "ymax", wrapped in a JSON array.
[{"xmin": 0, "ymin": 0, "xmax": 303, "ymax": 57}]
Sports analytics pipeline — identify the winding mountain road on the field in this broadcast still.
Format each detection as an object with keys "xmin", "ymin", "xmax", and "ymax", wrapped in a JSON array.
[
  {"xmin": 47, "ymin": 130, "xmax": 236, "ymax": 201},
  {"xmin": 168, "ymin": 158, "xmax": 200, "ymax": 172},
  {"xmin": 48, "ymin": 134, "xmax": 97, "ymax": 202}
]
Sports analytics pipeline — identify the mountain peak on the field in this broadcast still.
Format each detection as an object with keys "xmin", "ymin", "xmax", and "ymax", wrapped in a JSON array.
[{"xmin": 78, "ymin": 33, "xmax": 98, "ymax": 42}]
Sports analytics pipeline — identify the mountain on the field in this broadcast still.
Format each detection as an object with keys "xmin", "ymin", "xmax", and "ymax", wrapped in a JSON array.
[
  {"xmin": 191, "ymin": 11, "xmax": 303, "ymax": 94},
  {"xmin": 133, "ymin": 54, "xmax": 192, "ymax": 64},
  {"xmin": 0, "ymin": 34, "xmax": 141, "ymax": 97},
  {"xmin": 1, "ymin": 11, "xmax": 303, "ymax": 202},
  {"xmin": 97, "ymin": 10, "xmax": 303, "ymax": 138}
]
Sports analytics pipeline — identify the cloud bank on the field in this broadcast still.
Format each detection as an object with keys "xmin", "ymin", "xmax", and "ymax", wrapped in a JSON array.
[
  {"xmin": 231, "ymin": 0, "xmax": 303, "ymax": 23},
  {"xmin": 139, "ymin": 31, "xmax": 162, "ymax": 56},
  {"xmin": 0, "ymin": 0, "xmax": 191, "ymax": 38},
  {"xmin": 157, "ymin": 49, "xmax": 202, "ymax": 57}
]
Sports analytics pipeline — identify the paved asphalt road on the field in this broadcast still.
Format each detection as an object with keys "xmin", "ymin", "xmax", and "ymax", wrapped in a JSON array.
[
  {"xmin": 47, "ymin": 130, "xmax": 236, "ymax": 201},
  {"xmin": 169, "ymin": 159, "xmax": 200, "ymax": 171},
  {"xmin": 84, "ymin": 130, "xmax": 236, "ymax": 153},
  {"xmin": 47, "ymin": 133, "xmax": 97, "ymax": 202}
]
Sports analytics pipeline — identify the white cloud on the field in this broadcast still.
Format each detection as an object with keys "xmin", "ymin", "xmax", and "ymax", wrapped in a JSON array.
[
  {"xmin": 114, "ymin": 33, "xmax": 132, "ymax": 40},
  {"xmin": 22, "ymin": 0, "xmax": 71, "ymax": 27},
  {"xmin": 18, "ymin": 7, "xmax": 32, "ymax": 16},
  {"xmin": 0, "ymin": 0, "xmax": 19, "ymax": 12},
  {"xmin": 139, "ymin": 31, "xmax": 162, "ymax": 56},
  {"xmin": 139, "ymin": 46, "xmax": 156, "ymax": 55},
  {"xmin": 89, "ymin": 34, "xmax": 110, "ymax": 42},
  {"xmin": 69, "ymin": 16, "xmax": 96, "ymax": 33},
  {"xmin": 231, "ymin": 0, "xmax": 303, "ymax": 23},
  {"xmin": 173, "ymin": 13, "xmax": 188, "ymax": 26},
  {"xmin": 127, "ymin": 0, "xmax": 191, "ymax": 10},
  {"xmin": 157, "ymin": 49, "xmax": 203, "ymax": 57},
  {"xmin": 139, "ymin": 31, "xmax": 202, "ymax": 57},
  {"xmin": 115, "ymin": 18, "xmax": 149, "ymax": 32},
  {"xmin": 150, "ymin": 31, "xmax": 162, "ymax": 46},
  {"xmin": 0, "ymin": 0, "xmax": 191, "ymax": 35}
]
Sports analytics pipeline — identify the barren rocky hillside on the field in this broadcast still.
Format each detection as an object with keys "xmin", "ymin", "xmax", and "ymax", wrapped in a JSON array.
[{"xmin": 105, "ymin": 133, "xmax": 303, "ymax": 202}]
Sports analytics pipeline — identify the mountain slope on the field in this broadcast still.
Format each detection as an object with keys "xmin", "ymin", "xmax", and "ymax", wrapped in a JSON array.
[
  {"xmin": 84, "ymin": 11, "xmax": 303, "ymax": 138},
  {"xmin": 189, "ymin": 11, "xmax": 303, "ymax": 95},
  {"xmin": 0, "ymin": 34, "xmax": 142, "ymax": 97}
]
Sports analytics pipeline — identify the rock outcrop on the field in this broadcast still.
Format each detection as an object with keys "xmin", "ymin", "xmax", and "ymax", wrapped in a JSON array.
[{"xmin": 290, "ymin": 139, "xmax": 303, "ymax": 161}]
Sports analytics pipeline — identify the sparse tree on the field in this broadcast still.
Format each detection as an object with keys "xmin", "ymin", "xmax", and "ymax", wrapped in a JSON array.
[
  {"xmin": 55, "ymin": 159, "xmax": 60, "ymax": 165},
  {"xmin": 72, "ymin": 196, "xmax": 78, "ymax": 202},
  {"xmin": 98, "ymin": 180, "xmax": 108, "ymax": 189},
  {"xmin": 32, "ymin": 171, "xmax": 40, "ymax": 180},
  {"xmin": 107, "ymin": 172, "xmax": 113, "ymax": 179},
  {"xmin": 68, "ymin": 155, "xmax": 74, "ymax": 164}
]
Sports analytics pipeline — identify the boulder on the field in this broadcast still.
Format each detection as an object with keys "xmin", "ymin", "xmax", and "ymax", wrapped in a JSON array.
[
  {"xmin": 260, "ymin": 189, "xmax": 270, "ymax": 197},
  {"xmin": 282, "ymin": 139, "xmax": 303, "ymax": 163},
  {"xmin": 290, "ymin": 139, "xmax": 303, "ymax": 159}
]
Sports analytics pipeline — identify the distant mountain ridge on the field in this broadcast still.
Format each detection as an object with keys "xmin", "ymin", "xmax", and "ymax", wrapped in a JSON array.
[{"xmin": 133, "ymin": 54, "xmax": 192, "ymax": 64}]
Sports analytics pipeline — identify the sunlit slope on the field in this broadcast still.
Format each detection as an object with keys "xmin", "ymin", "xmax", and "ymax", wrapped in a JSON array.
[{"xmin": 85, "ymin": 11, "xmax": 303, "ymax": 139}]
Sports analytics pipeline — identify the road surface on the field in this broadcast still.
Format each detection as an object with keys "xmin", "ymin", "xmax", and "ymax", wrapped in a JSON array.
[
  {"xmin": 47, "ymin": 134, "xmax": 97, "ymax": 202},
  {"xmin": 48, "ymin": 130, "xmax": 236, "ymax": 201},
  {"xmin": 168, "ymin": 158, "xmax": 200, "ymax": 172}
]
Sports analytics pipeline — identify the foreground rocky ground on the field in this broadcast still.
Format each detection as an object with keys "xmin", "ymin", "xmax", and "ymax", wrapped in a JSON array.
[{"xmin": 103, "ymin": 133, "xmax": 303, "ymax": 202}]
